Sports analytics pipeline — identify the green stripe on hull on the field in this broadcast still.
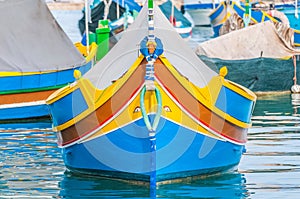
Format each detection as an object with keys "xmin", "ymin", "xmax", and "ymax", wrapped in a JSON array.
[{"xmin": 0, "ymin": 84, "xmax": 68, "ymax": 95}]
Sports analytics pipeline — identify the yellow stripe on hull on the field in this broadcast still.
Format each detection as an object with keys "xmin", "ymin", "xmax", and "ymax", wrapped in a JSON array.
[
  {"xmin": 47, "ymin": 55, "xmax": 145, "ymax": 131},
  {"xmin": 80, "ymin": 83, "xmax": 224, "ymax": 143},
  {"xmin": 159, "ymin": 56, "xmax": 255, "ymax": 128},
  {"xmin": 0, "ymin": 43, "xmax": 97, "ymax": 77},
  {"xmin": 47, "ymin": 55, "xmax": 255, "ymax": 146}
]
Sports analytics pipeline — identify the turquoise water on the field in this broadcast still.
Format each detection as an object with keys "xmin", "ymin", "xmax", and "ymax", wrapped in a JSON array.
[
  {"xmin": 0, "ymin": 10, "xmax": 300, "ymax": 198},
  {"xmin": 1, "ymin": 94, "xmax": 299, "ymax": 198}
]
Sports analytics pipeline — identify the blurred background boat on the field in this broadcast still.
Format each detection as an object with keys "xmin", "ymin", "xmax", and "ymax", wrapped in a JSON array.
[
  {"xmin": 0, "ymin": 0, "xmax": 97, "ymax": 122},
  {"xmin": 78, "ymin": 0, "xmax": 193, "ymax": 40},
  {"xmin": 78, "ymin": 0, "xmax": 141, "ymax": 38},
  {"xmin": 196, "ymin": 21, "xmax": 300, "ymax": 92},
  {"xmin": 183, "ymin": 0, "xmax": 240, "ymax": 26},
  {"xmin": 209, "ymin": 1, "xmax": 300, "ymax": 46}
]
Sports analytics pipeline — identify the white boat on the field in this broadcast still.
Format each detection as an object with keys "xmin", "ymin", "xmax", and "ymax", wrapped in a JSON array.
[{"xmin": 183, "ymin": 0, "xmax": 240, "ymax": 26}]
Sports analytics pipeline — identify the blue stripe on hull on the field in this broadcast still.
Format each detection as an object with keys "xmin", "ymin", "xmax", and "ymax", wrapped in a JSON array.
[
  {"xmin": 209, "ymin": 4, "xmax": 224, "ymax": 22},
  {"xmin": 0, "ymin": 103, "xmax": 49, "ymax": 120},
  {"xmin": 212, "ymin": 24, "xmax": 222, "ymax": 37},
  {"xmin": 216, "ymin": 86, "xmax": 254, "ymax": 123},
  {"xmin": 282, "ymin": 8, "xmax": 300, "ymax": 30},
  {"xmin": 50, "ymin": 89, "xmax": 88, "ymax": 126},
  {"xmin": 294, "ymin": 32, "xmax": 300, "ymax": 46},
  {"xmin": 184, "ymin": 3, "xmax": 219, "ymax": 10},
  {"xmin": 0, "ymin": 61, "xmax": 92, "ymax": 92},
  {"xmin": 62, "ymin": 117, "xmax": 244, "ymax": 182}
]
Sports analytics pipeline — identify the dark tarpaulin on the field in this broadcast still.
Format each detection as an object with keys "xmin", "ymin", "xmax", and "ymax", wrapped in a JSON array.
[
  {"xmin": 78, "ymin": 0, "xmax": 141, "ymax": 35},
  {"xmin": 79, "ymin": 1, "xmax": 126, "ymax": 35}
]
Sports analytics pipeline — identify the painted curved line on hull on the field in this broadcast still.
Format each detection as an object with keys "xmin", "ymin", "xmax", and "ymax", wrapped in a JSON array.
[
  {"xmin": 62, "ymin": 86, "xmax": 144, "ymax": 148},
  {"xmin": 156, "ymin": 77, "xmax": 245, "ymax": 145},
  {"xmin": 63, "ymin": 118, "xmax": 242, "ymax": 175},
  {"xmin": 79, "ymin": 81, "xmax": 225, "ymax": 144},
  {"xmin": 57, "ymin": 57, "xmax": 251, "ymax": 147},
  {"xmin": 80, "ymin": 121, "xmax": 197, "ymax": 173},
  {"xmin": 154, "ymin": 58, "xmax": 248, "ymax": 144},
  {"xmin": 58, "ymin": 64, "xmax": 147, "ymax": 147}
]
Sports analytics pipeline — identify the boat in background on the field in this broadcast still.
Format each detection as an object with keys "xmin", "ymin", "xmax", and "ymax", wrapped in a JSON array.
[
  {"xmin": 184, "ymin": 0, "xmax": 240, "ymax": 26},
  {"xmin": 46, "ymin": 0, "xmax": 256, "ymax": 186},
  {"xmin": 78, "ymin": 0, "xmax": 141, "ymax": 37},
  {"xmin": 0, "ymin": 0, "xmax": 97, "ymax": 122},
  {"xmin": 268, "ymin": 1, "xmax": 299, "ymax": 30},
  {"xmin": 79, "ymin": 0, "xmax": 193, "ymax": 40},
  {"xmin": 209, "ymin": 1, "xmax": 300, "ymax": 46},
  {"xmin": 159, "ymin": 0, "xmax": 193, "ymax": 40},
  {"xmin": 196, "ymin": 21, "xmax": 300, "ymax": 92}
]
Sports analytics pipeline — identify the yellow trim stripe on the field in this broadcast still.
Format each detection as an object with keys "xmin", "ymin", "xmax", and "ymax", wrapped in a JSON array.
[
  {"xmin": 85, "ymin": 42, "xmax": 98, "ymax": 62},
  {"xmin": 94, "ymin": 55, "xmax": 144, "ymax": 107},
  {"xmin": 159, "ymin": 55, "xmax": 254, "ymax": 128},
  {"xmin": 0, "ymin": 70, "xmax": 58, "ymax": 77},
  {"xmin": 0, "ymin": 42, "xmax": 96, "ymax": 77},
  {"xmin": 48, "ymin": 55, "xmax": 145, "ymax": 131},
  {"xmin": 80, "ymin": 83, "xmax": 225, "ymax": 143}
]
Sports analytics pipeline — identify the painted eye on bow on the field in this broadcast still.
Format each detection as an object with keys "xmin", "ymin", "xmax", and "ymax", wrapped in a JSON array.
[
  {"xmin": 164, "ymin": 106, "xmax": 171, "ymax": 112},
  {"xmin": 133, "ymin": 106, "xmax": 141, "ymax": 113}
]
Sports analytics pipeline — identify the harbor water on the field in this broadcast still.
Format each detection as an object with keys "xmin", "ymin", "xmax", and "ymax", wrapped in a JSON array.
[{"xmin": 0, "ymin": 10, "xmax": 299, "ymax": 198}]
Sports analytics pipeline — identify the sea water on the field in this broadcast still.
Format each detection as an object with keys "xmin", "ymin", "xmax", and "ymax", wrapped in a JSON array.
[
  {"xmin": 1, "ymin": 94, "xmax": 299, "ymax": 198},
  {"xmin": 0, "ymin": 10, "xmax": 299, "ymax": 199}
]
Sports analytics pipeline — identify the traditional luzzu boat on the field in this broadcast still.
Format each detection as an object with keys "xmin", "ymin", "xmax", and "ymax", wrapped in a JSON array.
[
  {"xmin": 159, "ymin": 0, "xmax": 193, "ymax": 40},
  {"xmin": 200, "ymin": 1, "xmax": 300, "ymax": 93},
  {"xmin": 196, "ymin": 21, "xmax": 300, "ymax": 93},
  {"xmin": 209, "ymin": 1, "xmax": 300, "ymax": 46},
  {"xmin": 46, "ymin": 0, "xmax": 256, "ymax": 185},
  {"xmin": 183, "ymin": 0, "xmax": 224, "ymax": 26},
  {"xmin": 0, "ymin": 0, "xmax": 97, "ymax": 122}
]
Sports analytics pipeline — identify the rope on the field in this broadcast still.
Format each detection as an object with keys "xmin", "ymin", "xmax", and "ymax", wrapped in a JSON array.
[
  {"xmin": 293, "ymin": 55, "xmax": 297, "ymax": 86},
  {"xmin": 144, "ymin": 0, "xmax": 160, "ymax": 190},
  {"xmin": 140, "ymin": 86, "xmax": 162, "ymax": 132},
  {"xmin": 140, "ymin": 84, "xmax": 161, "ymax": 190},
  {"xmin": 103, "ymin": 0, "xmax": 112, "ymax": 20}
]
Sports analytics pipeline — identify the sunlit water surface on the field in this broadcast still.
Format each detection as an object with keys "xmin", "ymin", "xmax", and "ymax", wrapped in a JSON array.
[{"xmin": 0, "ymin": 10, "xmax": 299, "ymax": 199}]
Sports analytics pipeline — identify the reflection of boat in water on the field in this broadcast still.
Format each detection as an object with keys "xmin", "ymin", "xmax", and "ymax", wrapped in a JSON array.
[
  {"xmin": 291, "ymin": 93, "xmax": 300, "ymax": 115},
  {"xmin": 59, "ymin": 171, "xmax": 150, "ymax": 198},
  {"xmin": 291, "ymin": 93, "xmax": 300, "ymax": 105},
  {"xmin": 164, "ymin": 172, "xmax": 248, "ymax": 198},
  {"xmin": 249, "ymin": 94, "xmax": 300, "ymax": 130},
  {"xmin": 59, "ymin": 171, "xmax": 248, "ymax": 198},
  {"xmin": 252, "ymin": 94, "xmax": 294, "ymax": 116}
]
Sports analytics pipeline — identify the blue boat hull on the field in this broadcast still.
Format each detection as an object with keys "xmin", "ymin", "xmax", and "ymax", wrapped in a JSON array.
[
  {"xmin": 0, "ymin": 103, "xmax": 49, "ymax": 120},
  {"xmin": 62, "ymin": 117, "xmax": 245, "ymax": 182},
  {"xmin": 0, "ymin": 62, "xmax": 92, "ymax": 93},
  {"xmin": 0, "ymin": 61, "xmax": 92, "ymax": 121}
]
